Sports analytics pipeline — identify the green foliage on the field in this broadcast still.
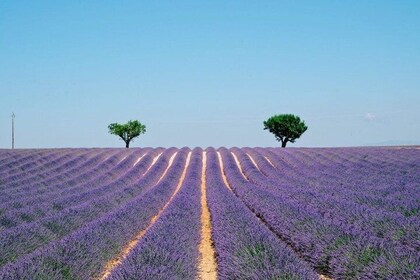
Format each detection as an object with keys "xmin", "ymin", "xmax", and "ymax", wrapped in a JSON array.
[
  {"xmin": 20, "ymin": 213, "xmax": 34, "ymax": 222},
  {"xmin": 108, "ymin": 120, "xmax": 146, "ymax": 148},
  {"xmin": 0, "ymin": 217, "xmax": 16, "ymax": 228},
  {"xmin": 343, "ymin": 246, "xmax": 384, "ymax": 278},
  {"xmin": 403, "ymin": 208, "xmax": 418, "ymax": 217},
  {"xmin": 263, "ymin": 114, "xmax": 308, "ymax": 147}
]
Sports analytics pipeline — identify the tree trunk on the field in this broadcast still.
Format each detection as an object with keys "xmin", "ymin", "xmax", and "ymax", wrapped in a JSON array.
[
  {"xmin": 125, "ymin": 141, "xmax": 130, "ymax": 148},
  {"xmin": 281, "ymin": 141, "xmax": 287, "ymax": 148}
]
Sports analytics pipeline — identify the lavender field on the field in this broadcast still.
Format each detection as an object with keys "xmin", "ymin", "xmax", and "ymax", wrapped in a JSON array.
[{"xmin": 0, "ymin": 147, "xmax": 418, "ymax": 280}]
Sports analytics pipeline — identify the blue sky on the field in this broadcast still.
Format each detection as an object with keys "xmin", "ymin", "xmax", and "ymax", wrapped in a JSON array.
[{"xmin": 1, "ymin": 1, "xmax": 419, "ymax": 148}]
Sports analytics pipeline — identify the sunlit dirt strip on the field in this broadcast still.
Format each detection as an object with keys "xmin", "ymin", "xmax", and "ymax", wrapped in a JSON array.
[
  {"xmin": 246, "ymin": 153, "xmax": 261, "ymax": 172},
  {"xmin": 221, "ymin": 151, "xmax": 333, "ymax": 280},
  {"xmin": 117, "ymin": 155, "xmax": 129, "ymax": 165},
  {"xmin": 198, "ymin": 152, "xmax": 218, "ymax": 280},
  {"xmin": 82, "ymin": 149, "xmax": 124, "ymax": 171},
  {"xmin": 132, "ymin": 153, "xmax": 147, "ymax": 167},
  {"xmin": 230, "ymin": 152, "xmax": 248, "ymax": 181},
  {"xmin": 264, "ymin": 156, "xmax": 275, "ymax": 168},
  {"xmin": 217, "ymin": 152, "xmax": 233, "ymax": 192},
  {"xmin": 143, "ymin": 152, "xmax": 163, "ymax": 175},
  {"xmin": 99, "ymin": 151, "xmax": 191, "ymax": 280},
  {"xmin": 156, "ymin": 152, "xmax": 178, "ymax": 184}
]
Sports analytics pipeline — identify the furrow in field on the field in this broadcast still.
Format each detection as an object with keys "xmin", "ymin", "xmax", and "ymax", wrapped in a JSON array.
[
  {"xmin": 0, "ymin": 150, "xmax": 44, "ymax": 175},
  {"xmin": 0, "ymin": 149, "xmax": 80, "ymax": 188},
  {"xmin": 217, "ymin": 152, "xmax": 332, "ymax": 280},
  {"xmin": 0, "ymin": 149, "xmax": 176, "ymax": 267},
  {"xmin": 198, "ymin": 151, "xmax": 217, "ymax": 280},
  {"xmin": 1, "ymin": 149, "xmax": 94, "ymax": 183},
  {"xmin": 253, "ymin": 146, "xmax": 418, "ymax": 235},
  {"xmin": 0, "ymin": 149, "xmax": 104, "ymax": 195},
  {"xmin": 209, "ymin": 149, "xmax": 318, "ymax": 279},
  {"xmin": 216, "ymin": 152, "xmax": 233, "ymax": 192},
  {"xmin": 156, "ymin": 152, "xmax": 177, "ymax": 184},
  {"xmin": 0, "ymin": 147, "xmax": 417, "ymax": 279},
  {"xmin": 99, "ymin": 151, "xmax": 192, "ymax": 280},
  {"xmin": 107, "ymin": 149, "xmax": 203, "ymax": 280},
  {"xmin": 245, "ymin": 153, "xmax": 260, "ymax": 172},
  {"xmin": 264, "ymin": 156, "xmax": 275, "ymax": 167},
  {"xmin": 0, "ymin": 149, "xmax": 190, "ymax": 279},
  {"xmin": 220, "ymin": 150, "xmax": 334, "ymax": 279},
  {"xmin": 256, "ymin": 148, "xmax": 420, "ymax": 218},
  {"xmin": 0, "ymin": 149, "xmax": 66, "ymax": 178},
  {"xmin": 0, "ymin": 149, "xmax": 127, "ymax": 207},
  {"xmin": 261, "ymin": 148, "xmax": 349, "ymax": 186},
  {"xmin": 5, "ymin": 150, "xmax": 125, "ymax": 199},
  {"xmin": 230, "ymin": 152, "xmax": 248, "ymax": 180},
  {"xmin": 259, "ymin": 148, "xmax": 368, "ymax": 193},
  {"xmin": 0, "ymin": 149, "xmax": 146, "ymax": 230},
  {"xmin": 132, "ymin": 152, "xmax": 146, "ymax": 167},
  {"xmin": 255, "ymin": 149, "xmax": 420, "ymax": 249},
  {"xmin": 242, "ymin": 149, "xmax": 275, "ymax": 178},
  {"xmin": 144, "ymin": 152, "xmax": 163, "ymax": 175},
  {"xmin": 220, "ymin": 148, "xmax": 418, "ymax": 279}
]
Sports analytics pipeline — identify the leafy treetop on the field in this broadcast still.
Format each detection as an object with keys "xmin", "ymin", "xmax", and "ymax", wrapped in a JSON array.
[
  {"xmin": 263, "ymin": 114, "xmax": 308, "ymax": 147},
  {"xmin": 108, "ymin": 120, "xmax": 146, "ymax": 148}
]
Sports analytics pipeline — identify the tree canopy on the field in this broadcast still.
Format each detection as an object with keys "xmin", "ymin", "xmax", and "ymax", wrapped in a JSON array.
[
  {"xmin": 263, "ymin": 114, "xmax": 308, "ymax": 147},
  {"xmin": 108, "ymin": 120, "xmax": 146, "ymax": 148}
]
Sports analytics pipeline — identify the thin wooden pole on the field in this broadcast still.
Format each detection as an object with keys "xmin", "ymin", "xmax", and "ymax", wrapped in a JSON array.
[{"xmin": 11, "ymin": 112, "xmax": 15, "ymax": 149}]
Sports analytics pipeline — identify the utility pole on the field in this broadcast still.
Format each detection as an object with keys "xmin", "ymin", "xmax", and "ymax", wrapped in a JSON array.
[{"xmin": 11, "ymin": 112, "xmax": 15, "ymax": 149}]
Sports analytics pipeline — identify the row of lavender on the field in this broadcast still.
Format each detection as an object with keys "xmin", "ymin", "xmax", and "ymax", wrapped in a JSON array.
[
  {"xmin": 0, "ymin": 148, "xmax": 176, "ymax": 267},
  {"xmin": 259, "ymin": 147, "xmax": 418, "ymax": 216},
  {"xmin": 0, "ymin": 149, "xmax": 109, "ymax": 189},
  {"xmin": 223, "ymin": 147, "xmax": 419, "ymax": 279},
  {"xmin": 258, "ymin": 147, "xmax": 419, "ymax": 233},
  {"xmin": 205, "ymin": 149, "xmax": 319, "ymax": 279},
  {"xmin": 0, "ymin": 148, "xmax": 189, "ymax": 279},
  {"xmin": 241, "ymin": 147, "xmax": 419, "ymax": 248},
  {"xmin": 0, "ymin": 147, "xmax": 418, "ymax": 279},
  {"xmin": 108, "ymin": 148, "xmax": 201, "ymax": 279},
  {"xmin": 0, "ymin": 149, "xmax": 168, "ymax": 264},
  {"xmin": 0, "ymin": 149, "xmax": 141, "ymax": 229},
  {"xmin": 0, "ymin": 148, "xmax": 154, "ymax": 229},
  {"xmin": 0, "ymin": 148, "xmax": 325, "ymax": 279},
  {"xmin": 107, "ymin": 149, "xmax": 321, "ymax": 279}
]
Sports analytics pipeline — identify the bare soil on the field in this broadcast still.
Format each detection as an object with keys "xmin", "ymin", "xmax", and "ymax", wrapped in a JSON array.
[
  {"xmin": 198, "ymin": 152, "xmax": 218, "ymax": 280},
  {"xmin": 98, "ymin": 152, "xmax": 191, "ymax": 280}
]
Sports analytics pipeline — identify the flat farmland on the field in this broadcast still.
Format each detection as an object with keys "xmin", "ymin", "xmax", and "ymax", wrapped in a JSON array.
[{"xmin": 0, "ymin": 147, "xmax": 418, "ymax": 279}]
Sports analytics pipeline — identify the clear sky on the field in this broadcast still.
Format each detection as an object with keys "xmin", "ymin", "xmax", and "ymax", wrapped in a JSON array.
[{"xmin": 1, "ymin": 1, "xmax": 419, "ymax": 148}]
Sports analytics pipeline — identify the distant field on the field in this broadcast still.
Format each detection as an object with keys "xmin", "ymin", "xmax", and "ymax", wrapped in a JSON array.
[{"xmin": 0, "ymin": 147, "xmax": 418, "ymax": 279}]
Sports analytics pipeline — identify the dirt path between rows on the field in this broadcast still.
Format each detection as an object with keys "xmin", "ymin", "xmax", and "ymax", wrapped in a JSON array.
[
  {"xmin": 98, "ymin": 151, "xmax": 191, "ymax": 280},
  {"xmin": 225, "ymin": 152, "xmax": 333, "ymax": 280},
  {"xmin": 217, "ymin": 152, "xmax": 234, "ymax": 193},
  {"xmin": 117, "ymin": 155, "xmax": 128, "ymax": 165},
  {"xmin": 246, "ymin": 153, "xmax": 261, "ymax": 171},
  {"xmin": 264, "ymin": 156, "xmax": 275, "ymax": 168},
  {"xmin": 198, "ymin": 152, "xmax": 218, "ymax": 280},
  {"xmin": 156, "ymin": 152, "xmax": 178, "ymax": 183},
  {"xmin": 143, "ymin": 152, "xmax": 163, "ymax": 175},
  {"xmin": 132, "ymin": 153, "xmax": 147, "ymax": 167},
  {"xmin": 230, "ymin": 152, "xmax": 248, "ymax": 180}
]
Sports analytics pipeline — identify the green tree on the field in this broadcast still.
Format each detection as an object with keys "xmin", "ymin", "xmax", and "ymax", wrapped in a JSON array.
[
  {"xmin": 108, "ymin": 120, "xmax": 146, "ymax": 148},
  {"xmin": 263, "ymin": 114, "xmax": 308, "ymax": 148}
]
